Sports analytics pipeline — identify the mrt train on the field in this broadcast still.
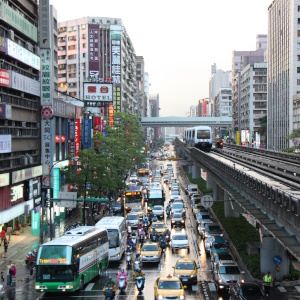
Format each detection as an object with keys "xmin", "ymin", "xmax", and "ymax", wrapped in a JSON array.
[{"xmin": 184, "ymin": 126, "xmax": 212, "ymax": 151}]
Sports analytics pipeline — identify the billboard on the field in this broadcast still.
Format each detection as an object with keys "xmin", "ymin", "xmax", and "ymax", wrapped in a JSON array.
[
  {"xmin": 75, "ymin": 119, "xmax": 80, "ymax": 157},
  {"xmin": 67, "ymin": 119, "xmax": 75, "ymax": 156},
  {"xmin": 40, "ymin": 49, "xmax": 52, "ymax": 106},
  {"xmin": 88, "ymin": 24, "xmax": 100, "ymax": 78},
  {"xmin": 41, "ymin": 118, "xmax": 53, "ymax": 187},
  {"xmin": 83, "ymin": 82, "xmax": 113, "ymax": 105},
  {"xmin": 110, "ymin": 25, "xmax": 122, "ymax": 112},
  {"xmin": 0, "ymin": 103, "xmax": 12, "ymax": 119},
  {"xmin": 0, "ymin": 69, "xmax": 9, "ymax": 87},
  {"xmin": 0, "ymin": 135, "xmax": 11, "ymax": 153},
  {"xmin": 11, "ymin": 71, "xmax": 40, "ymax": 96}
]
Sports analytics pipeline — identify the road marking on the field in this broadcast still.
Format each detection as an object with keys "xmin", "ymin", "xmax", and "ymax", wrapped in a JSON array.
[
  {"xmin": 208, "ymin": 282, "xmax": 216, "ymax": 292},
  {"xmin": 84, "ymin": 283, "xmax": 94, "ymax": 291},
  {"xmin": 295, "ymin": 286, "xmax": 300, "ymax": 292},
  {"xmin": 192, "ymin": 284, "xmax": 198, "ymax": 291},
  {"xmin": 277, "ymin": 286, "xmax": 287, "ymax": 292}
]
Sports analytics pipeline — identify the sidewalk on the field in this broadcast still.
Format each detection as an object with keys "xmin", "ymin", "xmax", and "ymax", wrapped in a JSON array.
[{"xmin": 0, "ymin": 208, "xmax": 81, "ymax": 294}]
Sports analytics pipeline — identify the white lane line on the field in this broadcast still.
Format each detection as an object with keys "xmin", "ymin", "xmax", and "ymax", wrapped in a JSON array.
[
  {"xmin": 84, "ymin": 283, "xmax": 95, "ymax": 291},
  {"xmin": 294, "ymin": 286, "xmax": 300, "ymax": 292},
  {"xmin": 277, "ymin": 286, "xmax": 287, "ymax": 292}
]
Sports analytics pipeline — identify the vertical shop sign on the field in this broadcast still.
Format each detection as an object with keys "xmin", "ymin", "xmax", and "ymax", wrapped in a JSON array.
[
  {"xmin": 108, "ymin": 104, "xmax": 114, "ymax": 126},
  {"xmin": 68, "ymin": 119, "xmax": 75, "ymax": 156},
  {"xmin": 110, "ymin": 25, "xmax": 122, "ymax": 112},
  {"xmin": 83, "ymin": 119, "xmax": 92, "ymax": 149},
  {"xmin": 75, "ymin": 119, "xmax": 80, "ymax": 157},
  {"xmin": 93, "ymin": 116, "xmax": 101, "ymax": 133},
  {"xmin": 53, "ymin": 168, "xmax": 60, "ymax": 199},
  {"xmin": 40, "ymin": 49, "xmax": 52, "ymax": 106},
  {"xmin": 88, "ymin": 24, "xmax": 100, "ymax": 78},
  {"xmin": 41, "ymin": 118, "xmax": 53, "ymax": 187}
]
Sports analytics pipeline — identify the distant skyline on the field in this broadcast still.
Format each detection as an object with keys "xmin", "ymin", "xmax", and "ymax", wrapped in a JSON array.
[{"xmin": 50, "ymin": 0, "xmax": 270, "ymax": 116}]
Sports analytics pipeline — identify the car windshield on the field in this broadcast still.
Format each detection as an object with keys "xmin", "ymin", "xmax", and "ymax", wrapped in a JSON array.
[
  {"xmin": 173, "ymin": 213, "xmax": 182, "ymax": 218},
  {"xmin": 154, "ymin": 206, "xmax": 163, "ymax": 210},
  {"xmin": 173, "ymin": 235, "xmax": 188, "ymax": 240},
  {"xmin": 219, "ymin": 266, "xmax": 241, "ymax": 275},
  {"xmin": 158, "ymin": 280, "xmax": 182, "ymax": 290},
  {"xmin": 213, "ymin": 243, "xmax": 227, "ymax": 250},
  {"xmin": 152, "ymin": 224, "xmax": 165, "ymax": 229},
  {"xmin": 111, "ymin": 202, "xmax": 121, "ymax": 207},
  {"xmin": 107, "ymin": 229, "xmax": 119, "ymax": 248},
  {"xmin": 242, "ymin": 286, "xmax": 263, "ymax": 296},
  {"xmin": 176, "ymin": 262, "xmax": 195, "ymax": 270},
  {"xmin": 218, "ymin": 254, "xmax": 233, "ymax": 261},
  {"xmin": 207, "ymin": 225, "xmax": 221, "ymax": 231},
  {"xmin": 127, "ymin": 214, "xmax": 138, "ymax": 220},
  {"xmin": 173, "ymin": 204, "xmax": 184, "ymax": 209},
  {"xmin": 142, "ymin": 245, "xmax": 158, "ymax": 251},
  {"xmin": 171, "ymin": 191, "xmax": 180, "ymax": 196},
  {"xmin": 131, "ymin": 208, "xmax": 142, "ymax": 213}
]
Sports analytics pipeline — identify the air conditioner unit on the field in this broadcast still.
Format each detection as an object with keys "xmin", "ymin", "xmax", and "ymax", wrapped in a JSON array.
[
  {"xmin": 35, "ymin": 45, "xmax": 40, "ymax": 56},
  {"xmin": 23, "ymin": 157, "xmax": 28, "ymax": 165},
  {"xmin": 22, "ymin": 122, "xmax": 26, "ymax": 128},
  {"xmin": 4, "ymin": 120, "xmax": 8, "ymax": 126},
  {"xmin": 25, "ymin": 42, "xmax": 33, "ymax": 52},
  {"xmin": 8, "ymin": 29, "xmax": 14, "ymax": 41},
  {"xmin": 29, "ymin": 157, "xmax": 33, "ymax": 164},
  {"xmin": 12, "ymin": 121, "xmax": 15, "ymax": 126}
]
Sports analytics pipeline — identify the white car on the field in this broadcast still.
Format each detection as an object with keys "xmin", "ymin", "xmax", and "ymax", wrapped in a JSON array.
[
  {"xmin": 130, "ymin": 173, "xmax": 138, "ymax": 181},
  {"xmin": 126, "ymin": 213, "xmax": 139, "ymax": 228},
  {"xmin": 171, "ymin": 233, "xmax": 189, "ymax": 253},
  {"xmin": 152, "ymin": 205, "xmax": 164, "ymax": 219},
  {"xmin": 171, "ymin": 203, "xmax": 185, "ymax": 217}
]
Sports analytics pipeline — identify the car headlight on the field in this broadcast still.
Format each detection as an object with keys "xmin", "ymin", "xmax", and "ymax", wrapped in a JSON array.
[
  {"xmin": 157, "ymin": 296, "xmax": 163, "ymax": 300},
  {"xmin": 181, "ymin": 220, "xmax": 184, "ymax": 223},
  {"xmin": 180, "ymin": 296, "xmax": 185, "ymax": 300},
  {"xmin": 219, "ymin": 279, "xmax": 226, "ymax": 284},
  {"xmin": 191, "ymin": 274, "xmax": 197, "ymax": 277},
  {"xmin": 175, "ymin": 273, "xmax": 180, "ymax": 277},
  {"xmin": 172, "ymin": 220, "xmax": 175, "ymax": 223},
  {"xmin": 155, "ymin": 254, "xmax": 159, "ymax": 258}
]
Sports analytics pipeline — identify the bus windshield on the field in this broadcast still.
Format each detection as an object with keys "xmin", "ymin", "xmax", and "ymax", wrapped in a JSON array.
[
  {"xmin": 37, "ymin": 245, "xmax": 72, "ymax": 265},
  {"xmin": 107, "ymin": 229, "xmax": 119, "ymax": 248},
  {"xmin": 36, "ymin": 265, "xmax": 73, "ymax": 282}
]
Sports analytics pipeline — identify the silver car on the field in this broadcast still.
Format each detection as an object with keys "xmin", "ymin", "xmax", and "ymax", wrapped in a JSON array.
[{"xmin": 205, "ymin": 236, "xmax": 213, "ymax": 254}]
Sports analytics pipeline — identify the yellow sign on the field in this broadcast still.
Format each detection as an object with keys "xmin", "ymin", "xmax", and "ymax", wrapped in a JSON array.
[{"xmin": 236, "ymin": 131, "xmax": 240, "ymax": 145}]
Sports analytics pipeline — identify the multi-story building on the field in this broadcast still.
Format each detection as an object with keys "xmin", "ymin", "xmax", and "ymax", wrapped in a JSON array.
[
  {"xmin": 231, "ymin": 35, "xmax": 266, "ymax": 141},
  {"xmin": 57, "ymin": 17, "xmax": 138, "ymax": 115},
  {"xmin": 149, "ymin": 94, "xmax": 160, "ymax": 140},
  {"xmin": 268, "ymin": 1, "xmax": 299, "ymax": 150},
  {"xmin": 136, "ymin": 56, "xmax": 147, "ymax": 117},
  {"xmin": 197, "ymin": 98, "xmax": 208, "ymax": 117},
  {"xmin": 0, "ymin": 0, "xmax": 41, "ymax": 235},
  {"xmin": 208, "ymin": 63, "xmax": 231, "ymax": 117},
  {"xmin": 240, "ymin": 63, "xmax": 267, "ymax": 145},
  {"xmin": 190, "ymin": 105, "xmax": 197, "ymax": 117}
]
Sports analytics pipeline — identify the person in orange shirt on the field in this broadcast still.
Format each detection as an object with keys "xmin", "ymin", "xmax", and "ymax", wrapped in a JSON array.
[{"xmin": 0, "ymin": 228, "xmax": 6, "ymax": 246}]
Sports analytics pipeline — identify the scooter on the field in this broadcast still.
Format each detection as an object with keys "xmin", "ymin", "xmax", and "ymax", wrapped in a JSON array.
[
  {"xmin": 140, "ymin": 234, "xmax": 144, "ymax": 246},
  {"xmin": 126, "ymin": 252, "xmax": 132, "ymax": 267},
  {"xmin": 105, "ymin": 286, "xmax": 114, "ymax": 300},
  {"xmin": 134, "ymin": 259, "xmax": 142, "ymax": 272},
  {"xmin": 135, "ymin": 275, "xmax": 144, "ymax": 295},
  {"xmin": 131, "ymin": 232, "xmax": 137, "ymax": 246},
  {"xmin": 127, "ymin": 225, "xmax": 132, "ymax": 236},
  {"xmin": 118, "ymin": 275, "xmax": 127, "ymax": 294},
  {"xmin": 165, "ymin": 233, "xmax": 171, "ymax": 244},
  {"xmin": 151, "ymin": 232, "xmax": 157, "ymax": 242},
  {"xmin": 159, "ymin": 239, "xmax": 166, "ymax": 252},
  {"xmin": 166, "ymin": 208, "xmax": 170, "ymax": 218}
]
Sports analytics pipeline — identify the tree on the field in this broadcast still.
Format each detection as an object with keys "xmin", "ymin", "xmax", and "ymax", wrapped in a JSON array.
[{"xmin": 156, "ymin": 137, "xmax": 164, "ymax": 149}]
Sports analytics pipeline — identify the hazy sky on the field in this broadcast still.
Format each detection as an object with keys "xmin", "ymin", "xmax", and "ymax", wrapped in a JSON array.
[{"xmin": 50, "ymin": 0, "xmax": 270, "ymax": 117}]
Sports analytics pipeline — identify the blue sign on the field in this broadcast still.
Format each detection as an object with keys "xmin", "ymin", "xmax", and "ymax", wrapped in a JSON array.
[
  {"xmin": 273, "ymin": 255, "xmax": 282, "ymax": 265},
  {"xmin": 83, "ymin": 119, "xmax": 92, "ymax": 149},
  {"xmin": 53, "ymin": 168, "xmax": 60, "ymax": 199}
]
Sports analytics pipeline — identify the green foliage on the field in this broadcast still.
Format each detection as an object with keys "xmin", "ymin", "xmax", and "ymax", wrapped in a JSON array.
[
  {"xmin": 282, "ymin": 146, "xmax": 300, "ymax": 154},
  {"xmin": 62, "ymin": 112, "xmax": 146, "ymax": 198},
  {"xmin": 283, "ymin": 265, "xmax": 300, "ymax": 281},
  {"xmin": 183, "ymin": 167, "xmax": 212, "ymax": 194},
  {"xmin": 156, "ymin": 137, "xmax": 165, "ymax": 149}
]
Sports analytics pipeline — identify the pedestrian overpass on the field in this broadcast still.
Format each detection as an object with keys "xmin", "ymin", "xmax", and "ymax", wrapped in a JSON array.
[{"xmin": 141, "ymin": 117, "xmax": 232, "ymax": 127}]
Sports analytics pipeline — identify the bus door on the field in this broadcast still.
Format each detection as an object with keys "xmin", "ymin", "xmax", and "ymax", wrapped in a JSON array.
[{"xmin": 94, "ymin": 250, "xmax": 98, "ymax": 276}]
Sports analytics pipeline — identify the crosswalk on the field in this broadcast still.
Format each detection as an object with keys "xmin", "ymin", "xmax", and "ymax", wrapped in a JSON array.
[{"xmin": 277, "ymin": 285, "xmax": 300, "ymax": 293}]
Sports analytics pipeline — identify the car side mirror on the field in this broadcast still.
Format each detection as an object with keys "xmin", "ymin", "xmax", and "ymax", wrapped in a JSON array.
[{"xmin": 241, "ymin": 271, "xmax": 245, "ymax": 274}]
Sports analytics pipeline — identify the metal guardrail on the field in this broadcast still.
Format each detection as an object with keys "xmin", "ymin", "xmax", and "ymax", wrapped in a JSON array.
[{"xmin": 176, "ymin": 140, "xmax": 300, "ymax": 237}]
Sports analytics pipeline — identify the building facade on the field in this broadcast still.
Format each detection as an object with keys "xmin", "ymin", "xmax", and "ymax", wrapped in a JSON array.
[
  {"xmin": 57, "ymin": 17, "xmax": 138, "ymax": 115},
  {"xmin": 240, "ymin": 63, "xmax": 267, "ymax": 144},
  {"xmin": 189, "ymin": 105, "xmax": 197, "ymax": 117},
  {"xmin": 136, "ymin": 56, "xmax": 147, "ymax": 118},
  {"xmin": 0, "ymin": 0, "xmax": 41, "ymax": 234},
  {"xmin": 268, "ymin": 1, "xmax": 298, "ymax": 150}
]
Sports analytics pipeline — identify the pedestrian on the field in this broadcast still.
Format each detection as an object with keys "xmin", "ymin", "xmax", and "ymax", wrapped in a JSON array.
[
  {"xmin": 262, "ymin": 271, "xmax": 273, "ymax": 297},
  {"xmin": 0, "ymin": 228, "xmax": 5, "ymax": 246},
  {"xmin": 1, "ymin": 272, "xmax": 4, "ymax": 284},
  {"xmin": 6, "ymin": 226, "xmax": 12, "ymax": 242},
  {"xmin": 6, "ymin": 260, "xmax": 12, "ymax": 286},
  {"xmin": 3, "ymin": 237, "xmax": 8, "ymax": 257},
  {"xmin": 11, "ymin": 264, "xmax": 16, "ymax": 286}
]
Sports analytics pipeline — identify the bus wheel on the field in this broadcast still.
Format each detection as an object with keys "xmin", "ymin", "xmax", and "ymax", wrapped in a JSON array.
[{"xmin": 80, "ymin": 276, "xmax": 84, "ymax": 291}]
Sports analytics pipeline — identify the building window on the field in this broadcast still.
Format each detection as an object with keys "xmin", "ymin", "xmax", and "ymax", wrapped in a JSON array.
[
  {"xmin": 81, "ymin": 24, "xmax": 86, "ymax": 29},
  {"xmin": 297, "ymin": 67, "xmax": 300, "ymax": 73},
  {"xmin": 82, "ymin": 43, "xmax": 86, "ymax": 48},
  {"xmin": 83, "ymin": 53, "xmax": 86, "ymax": 58},
  {"xmin": 297, "ymin": 79, "xmax": 300, "ymax": 85}
]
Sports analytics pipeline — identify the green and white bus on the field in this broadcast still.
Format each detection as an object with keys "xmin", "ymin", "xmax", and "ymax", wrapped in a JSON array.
[{"xmin": 35, "ymin": 226, "xmax": 109, "ymax": 293}]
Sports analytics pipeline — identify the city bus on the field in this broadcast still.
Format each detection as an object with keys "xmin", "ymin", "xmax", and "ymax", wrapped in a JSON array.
[
  {"xmin": 95, "ymin": 216, "xmax": 126, "ymax": 261},
  {"xmin": 35, "ymin": 226, "xmax": 109, "ymax": 293},
  {"xmin": 125, "ymin": 184, "xmax": 144, "ymax": 211},
  {"xmin": 147, "ymin": 182, "xmax": 165, "ymax": 212}
]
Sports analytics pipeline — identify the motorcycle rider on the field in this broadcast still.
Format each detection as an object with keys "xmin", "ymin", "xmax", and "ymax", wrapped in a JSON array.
[
  {"xmin": 159, "ymin": 233, "xmax": 166, "ymax": 250},
  {"xmin": 133, "ymin": 252, "xmax": 142, "ymax": 271},
  {"xmin": 117, "ymin": 267, "xmax": 128, "ymax": 289},
  {"xmin": 143, "ymin": 214, "xmax": 148, "ymax": 226},
  {"xmin": 103, "ymin": 276, "xmax": 116, "ymax": 299},
  {"xmin": 134, "ymin": 267, "xmax": 145, "ymax": 293},
  {"xmin": 152, "ymin": 215, "xmax": 158, "ymax": 223},
  {"xmin": 127, "ymin": 235, "xmax": 134, "ymax": 248},
  {"xmin": 151, "ymin": 227, "xmax": 157, "ymax": 241},
  {"xmin": 164, "ymin": 228, "xmax": 171, "ymax": 240},
  {"xmin": 138, "ymin": 222, "xmax": 143, "ymax": 231},
  {"xmin": 126, "ymin": 245, "xmax": 133, "ymax": 262}
]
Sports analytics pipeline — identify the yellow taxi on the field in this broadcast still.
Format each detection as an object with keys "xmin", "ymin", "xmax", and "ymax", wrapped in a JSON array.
[
  {"xmin": 130, "ymin": 206, "xmax": 143, "ymax": 220},
  {"xmin": 150, "ymin": 221, "xmax": 167, "ymax": 235},
  {"xmin": 173, "ymin": 258, "xmax": 199, "ymax": 285},
  {"xmin": 154, "ymin": 274, "xmax": 186, "ymax": 300},
  {"xmin": 140, "ymin": 241, "xmax": 162, "ymax": 263}
]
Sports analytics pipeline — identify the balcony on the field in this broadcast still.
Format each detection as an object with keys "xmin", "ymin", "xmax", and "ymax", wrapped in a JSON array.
[
  {"xmin": 68, "ymin": 76, "xmax": 78, "ymax": 83},
  {"xmin": 58, "ymin": 77, "xmax": 67, "ymax": 83}
]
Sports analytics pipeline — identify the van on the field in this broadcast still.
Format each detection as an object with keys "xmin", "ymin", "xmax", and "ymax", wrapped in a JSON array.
[{"xmin": 188, "ymin": 184, "xmax": 198, "ymax": 198}]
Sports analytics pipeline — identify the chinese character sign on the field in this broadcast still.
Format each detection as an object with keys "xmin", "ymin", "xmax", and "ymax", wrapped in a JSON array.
[
  {"xmin": 83, "ymin": 119, "xmax": 92, "ymax": 149},
  {"xmin": 88, "ymin": 24, "xmax": 100, "ymax": 78},
  {"xmin": 68, "ymin": 119, "xmax": 75, "ymax": 156},
  {"xmin": 108, "ymin": 104, "xmax": 114, "ymax": 126},
  {"xmin": 41, "ymin": 118, "xmax": 53, "ymax": 187},
  {"xmin": 110, "ymin": 25, "xmax": 122, "ymax": 112},
  {"xmin": 75, "ymin": 119, "xmax": 80, "ymax": 157},
  {"xmin": 40, "ymin": 49, "xmax": 52, "ymax": 106}
]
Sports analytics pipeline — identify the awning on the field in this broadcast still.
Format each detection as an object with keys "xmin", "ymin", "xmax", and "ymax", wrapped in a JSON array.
[{"xmin": 77, "ymin": 197, "xmax": 109, "ymax": 203}]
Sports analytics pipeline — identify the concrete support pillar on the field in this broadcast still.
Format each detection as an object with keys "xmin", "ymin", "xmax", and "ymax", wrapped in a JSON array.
[
  {"xmin": 213, "ymin": 183, "xmax": 224, "ymax": 202},
  {"xmin": 192, "ymin": 165, "xmax": 200, "ymax": 179},
  {"xmin": 188, "ymin": 165, "xmax": 192, "ymax": 174},
  {"xmin": 260, "ymin": 228, "xmax": 289, "ymax": 280},
  {"xmin": 206, "ymin": 174, "xmax": 212, "ymax": 190},
  {"xmin": 213, "ymin": 181, "xmax": 218, "ymax": 201},
  {"xmin": 224, "ymin": 192, "xmax": 240, "ymax": 218}
]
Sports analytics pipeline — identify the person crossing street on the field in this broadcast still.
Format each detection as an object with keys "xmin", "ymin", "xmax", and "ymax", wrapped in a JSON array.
[{"xmin": 262, "ymin": 271, "xmax": 273, "ymax": 297}]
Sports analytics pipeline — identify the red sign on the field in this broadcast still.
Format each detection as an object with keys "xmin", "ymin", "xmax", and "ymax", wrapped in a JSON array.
[
  {"xmin": 100, "ymin": 86, "xmax": 108, "ymax": 93},
  {"xmin": 88, "ymin": 86, "xmax": 96, "ymax": 93},
  {"xmin": 55, "ymin": 135, "xmax": 66, "ymax": 143},
  {"xmin": 94, "ymin": 116, "xmax": 101, "ymax": 132},
  {"xmin": 0, "ymin": 69, "xmax": 10, "ymax": 87},
  {"xmin": 109, "ymin": 104, "xmax": 114, "ymax": 126},
  {"xmin": 75, "ymin": 119, "xmax": 80, "ymax": 157},
  {"xmin": 55, "ymin": 135, "xmax": 60, "ymax": 143},
  {"xmin": 61, "ymin": 135, "xmax": 65, "ymax": 143},
  {"xmin": 41, "ymin": 107, "xmax": 53, "ymax": 119}
]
